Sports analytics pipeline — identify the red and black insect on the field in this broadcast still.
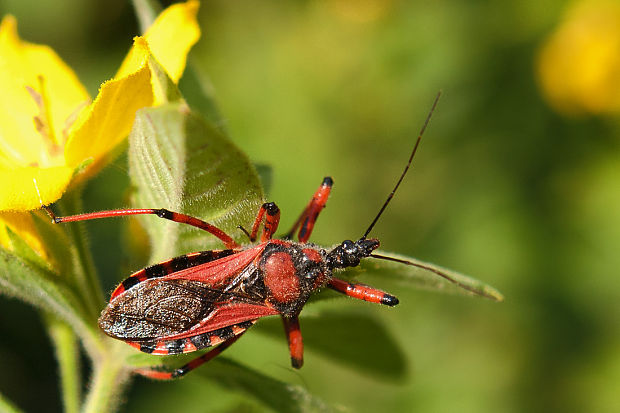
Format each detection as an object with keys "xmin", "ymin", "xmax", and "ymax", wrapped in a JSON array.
[{"xmin": 47, "ymin": 93, "xmax": 475, "ymax": 379}]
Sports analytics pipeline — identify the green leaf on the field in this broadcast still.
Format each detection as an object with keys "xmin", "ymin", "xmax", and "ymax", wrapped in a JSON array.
[
  {"xmin": 148, "ymin": 54, "xmax": 183, "ymax": 104},
  {"xmin": 257, "ymin": 311, "xmax": 408, "ymax": 380},
  {"xmin": 254, "ymin": 163, "xmax": 273, "ymax": 196},
  {"xmin": 0, "ymin": 392, "xmax": 23, "ymax": 413},
  {"xmin": 3, "ymin": 216, "xmax": 51, "ymax": 272},
  {"xmin": 202, "ymin": 358, "xmax": 334, "ymax": 413},
  {"xmin": 345, "ymin": 250, "xmax": 504, "ymax": 301},
  {"xmin": 181, "ymin": 62, "xmax": 228, "ymax": 131},
  {"xmin": 125, "ymin": 354, "xmax": 334, "ymax": 413},
  {"xmin": 128, "ymin": 103, "xmax": 264, "ymax": 261},
  {"xmin": 29, "ymin": 211, "xmax": 76, "ymax": 288},
  {"xmin": 0, "ymin": 248, "xmax": 97, "ymax": 348}
]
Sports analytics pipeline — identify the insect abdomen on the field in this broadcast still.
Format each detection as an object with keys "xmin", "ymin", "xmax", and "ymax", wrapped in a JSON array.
[{"xmin": 126, "ymin": 320, "xmax": 256, "ymax": 355}]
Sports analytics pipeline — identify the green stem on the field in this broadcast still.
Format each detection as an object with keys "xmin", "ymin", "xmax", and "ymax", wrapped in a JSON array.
[
  {"xmin": 82, "ymin": 349, "xmax": 132, "ymax": 413},
  {"xmin": 131, "ymin": 0, "xmax": 162, "ymax": 33},
  {"xmin": 57, "ymin": 189, "xmax": 105, "ymax": 322},
  {"xmin": 46, "ymin": 315, "xmax": 81, "ymax": 413}
]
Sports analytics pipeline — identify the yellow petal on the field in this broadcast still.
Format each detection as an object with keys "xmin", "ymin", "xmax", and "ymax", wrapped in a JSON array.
[
  {"xmin": 116, "ymin": 0, "xmax": 200, "ymax": 83},
  {"xmin": 0, "ymin": 211, "xmax": 49, "ymax": 260},
  {"xmin": 64, "ymin": 42, "xmax": 153, "ymax": 173},
  {"xmin": 0, "ymin": 16, "xmax": 89, "ymax": 167},
  {"xmin": 0, "ymin": 165, "xmax": 73, "ymax": 211}
]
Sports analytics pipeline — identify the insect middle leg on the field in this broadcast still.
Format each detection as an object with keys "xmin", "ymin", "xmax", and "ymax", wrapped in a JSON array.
[
  {"xmin": 282, "ymin": 315, "xmax": 303, "ymax": 369},
  {"xmin": 248, "ymin": 202, "xmax": 280, "ymax": 242},
  {"xmin": 284, "ymin": 177, "xmax": 333, "ymax": 242},
  {"xmin": 328, "ymin": 277, "xmax": 399, "ymax": 306},
  {"xmin": 134, "ymin": 331, "xmax": 247, "ymax": 380},
  {"xmin": 44, "ymin": 206, "xmax": 240, "ymax": 249}
]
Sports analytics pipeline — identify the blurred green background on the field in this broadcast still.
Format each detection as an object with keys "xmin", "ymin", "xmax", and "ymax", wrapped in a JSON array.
[{"xmin": 1, "ymin": 0, "xmax": 619, "ymax": 412}]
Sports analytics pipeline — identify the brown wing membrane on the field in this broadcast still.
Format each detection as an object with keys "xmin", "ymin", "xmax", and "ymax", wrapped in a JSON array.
[
  {"xmin": 99, "ymin": 277, "xmax": 279, "ymax": 355},
  {"xmin": 100, "ymin": 277, "xmax": 268, "ymax": 340}
]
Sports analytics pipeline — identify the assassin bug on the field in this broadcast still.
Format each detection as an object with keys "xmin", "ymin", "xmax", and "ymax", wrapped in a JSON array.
[{"xmin": 47, "ymin": 92, "xmax": 479, "ymax": 379}]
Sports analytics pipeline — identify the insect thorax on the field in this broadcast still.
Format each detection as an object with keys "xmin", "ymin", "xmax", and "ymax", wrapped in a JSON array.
[{"xmin": 259, "ymin": 240, "xmax": 329, "ymax": 317}]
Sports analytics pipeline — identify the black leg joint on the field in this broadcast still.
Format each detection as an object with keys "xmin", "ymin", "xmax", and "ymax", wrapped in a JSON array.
[
  {"xmin": 155, "ymin": 208, "xmax": 173, "ymax": 219},
  {"xmin": 263, "ymin": 202, "xmax": 279, "ymax": 216},
  {"xmin": 42, "ymin": 205, "xmax": 59, "ymax": 223}
]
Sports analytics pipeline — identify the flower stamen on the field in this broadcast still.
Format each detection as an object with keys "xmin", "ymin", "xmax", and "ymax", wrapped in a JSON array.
[{"xmin": 25, "ymin": 76, "xmax": 64, "ymax": 167}]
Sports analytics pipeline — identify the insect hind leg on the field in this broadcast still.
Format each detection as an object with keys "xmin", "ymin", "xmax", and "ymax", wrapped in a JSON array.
[
  {"xmin": 284, "ymin": 177, "xmax": 332, "ymax": 242},
  {"xmin": 134, "ymin": 332, "xmax": 246, "ymax": 380}
]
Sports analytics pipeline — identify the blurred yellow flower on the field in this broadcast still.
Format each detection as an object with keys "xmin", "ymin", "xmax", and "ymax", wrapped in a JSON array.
[
  {"xmin": 537, "ymin": 0, "xmax": 620, "ymax": 116},
  {"xmin": 0, "ymin": 0, "xmax": 200, "ymax": 258},
  {"xmin": 0, "ymin": 0, "xmax": 200, "ymax": 212}
]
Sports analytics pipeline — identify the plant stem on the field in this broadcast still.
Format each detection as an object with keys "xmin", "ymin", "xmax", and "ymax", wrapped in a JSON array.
[
  {"xmin": 47, "ymin": 315, "xmax": 81, "ymax": 413},
  {"xmin": 82, "ymin": 348, "xmax": 132, "ymax": 413},
  {"xmin": 131, "ymin": 0, "xmax": 161, "ymax": 33},
  {"xmin": 57, "ymin": 189, "xmax": 105, "ymax": 322}
]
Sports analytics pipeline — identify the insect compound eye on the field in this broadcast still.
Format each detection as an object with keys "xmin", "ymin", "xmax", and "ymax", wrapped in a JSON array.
[
  {"xmin": 325, "ymin": 239, "xmax": 367, "ymax": 269},
  {"xmin": 341, "ymin": 240, "xmax": 356, "ymax": 255}
]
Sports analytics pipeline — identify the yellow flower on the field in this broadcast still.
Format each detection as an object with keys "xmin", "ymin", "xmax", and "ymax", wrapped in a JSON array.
[
  {"xmin": 0, "ymin": 1, "xmax": 200, "ymax": 256},
  {"xmin": 537, "ymin": 0, "xmax": 620, "ymax": 116},
  {"xmin": 0, "ymin": 0, "xmax": 200, "ymax": 212}
]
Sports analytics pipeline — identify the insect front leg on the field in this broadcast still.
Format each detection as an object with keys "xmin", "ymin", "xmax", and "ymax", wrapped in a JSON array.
[
  {"xmin": 134, "ymin": 332, "xmax": 246, "ymax": 380},
  {"xmin": 284, "ymin": 177, "xmax": 332, "ymax": 242},
  {"xmin": 282, "ymin": 315, "xmax": 303, "ymax": 369},
  {"xmin": 328, "ymin": 277, "xmax": 399, "ymax": 307},
  {"xmin": 44, "ymin": 206, "xmax": 240, "ymax": 249}
]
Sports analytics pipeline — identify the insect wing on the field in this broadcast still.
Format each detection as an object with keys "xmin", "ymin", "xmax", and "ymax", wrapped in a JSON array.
[
  {"xmin": 100, "ymin": 277, "xmax": 279, "ymax": 355},
  {"xmin": 100, "ymin": 244, "xmax": 278, "ymax": 355},
  {"xmin": 110, "ymin": 246, "xmax": 266, "ymax": 299}
]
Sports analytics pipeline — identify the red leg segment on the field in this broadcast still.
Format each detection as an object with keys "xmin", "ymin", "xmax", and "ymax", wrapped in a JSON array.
[
  {"xmin": 45, "ymin": 207, "xmax": 239, "ymax": 249},
  {"xmin": 282, "ymin": 315, "xmax": 303, "ymax": 369},
  {"xmin": 134, "ymin": 331, "xmax": 246, "ymax": 380},
  {"xmin": 328, "ymin": 277, "xmax": 399, "ymax": 307},
  {"xmin": 285, "ymin": 177, "xmax": 333, "ymax": 243},
  {"xmin": 249, "ymin": 202, "xmax": 280, "ymax": 242}
]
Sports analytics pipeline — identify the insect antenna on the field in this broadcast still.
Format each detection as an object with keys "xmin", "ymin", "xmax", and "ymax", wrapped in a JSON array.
[
  {"xmin": 370, "ymin": 253, "xmax": 499, "ymax": 300},
  {"xmin": 361, "ymin": 91, "xmax": 441, "ymax": 240}
]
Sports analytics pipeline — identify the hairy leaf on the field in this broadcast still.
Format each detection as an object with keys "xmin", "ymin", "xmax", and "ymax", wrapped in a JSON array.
[
  {"xmin": 0, "ymin": 248, "xmax": 96, "ymax": 342},
  {"xmin": 128, "ymin": 103, "xmax": 264, "ymax": 261}
]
